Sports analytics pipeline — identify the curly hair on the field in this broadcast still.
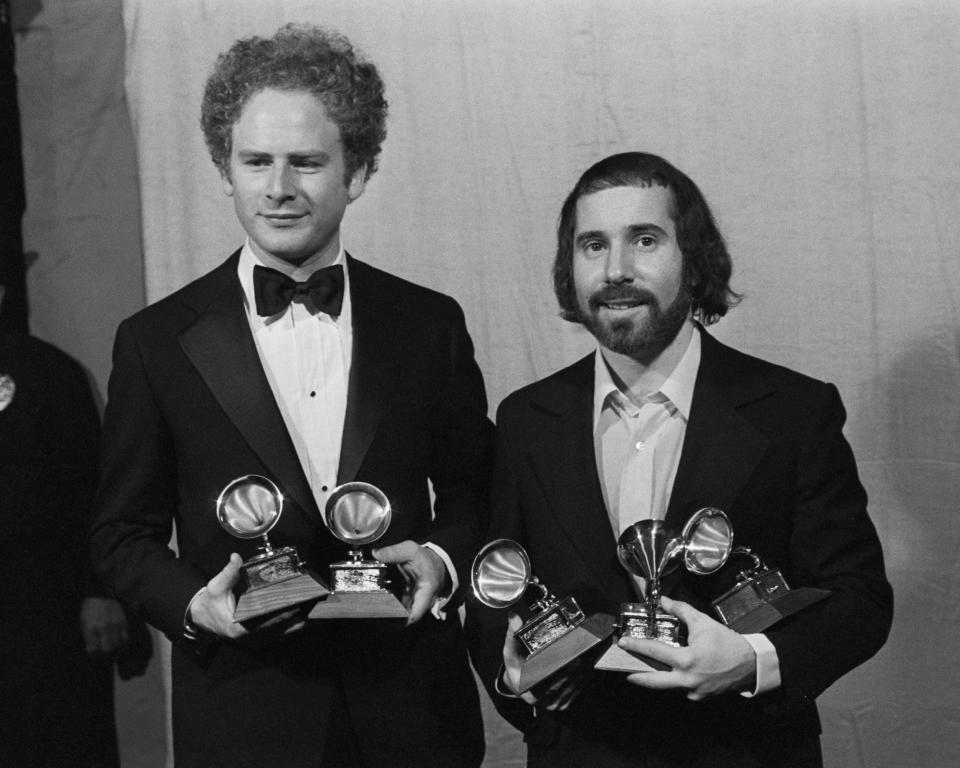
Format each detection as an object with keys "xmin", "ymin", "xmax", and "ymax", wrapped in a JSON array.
[
  {"xmin": 553, "ymin": 152, "xmax": 741, "ymax": 326},
  {"xmin": 201, "ymin": 23, "xmax": 388, "ymax": 183}
]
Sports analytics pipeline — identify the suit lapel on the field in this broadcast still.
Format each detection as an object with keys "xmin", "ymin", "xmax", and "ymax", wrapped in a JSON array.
[
  {"xmin": 336, "ymin": 257, "xmax": 405, "ymax": 484},
  {"xmin": 176, "ymin": 255, "xmax": 320, "ymax": 522},
  {"xmin": 526, "ymin": 356, "xmax": 631, "ymax": 596},
  {"xmin": 665, "ymin": 329, "xmax": 770, "ymax": 531}
]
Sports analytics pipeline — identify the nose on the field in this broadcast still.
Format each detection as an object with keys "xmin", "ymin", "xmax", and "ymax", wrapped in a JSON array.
[
  {"xmin": 265, "ymin": 163, "xmax": 295, "ymax": 203},
  {"xmin": 604, "ymin": 241, "xmax": 632, "ymax": 283}
]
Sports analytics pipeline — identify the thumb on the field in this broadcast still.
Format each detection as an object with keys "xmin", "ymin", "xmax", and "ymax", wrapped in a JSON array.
[
  {"xmin": 207, "ymin": 552, "xmax": 243, "ymax": 596},
  {"xmin": 503, "ymin": 612, "xmax": 524, "ymax": 658},
  {"xmin": 659, "ymin": 595, "xmax": 700, "ymax": 625},
  {"xmin": 372, "ymin": 540, "xmax": 417, "ymax": 564}
]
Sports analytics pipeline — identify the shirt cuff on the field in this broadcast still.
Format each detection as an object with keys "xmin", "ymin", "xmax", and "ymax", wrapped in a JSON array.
[
  {"xmin": 422, "ymin": 542, "xmax": 458, "ymax": 620},
  {"xmin": 183, "ymin": 587, "xmax": 207, "ymax": 641},
  {"xmin": 494, "ymin": 662, "xmax": 522, "ymax": 699},
  {"xmin": 740, "ymin": 633, "xmax": 781, "ymax": 697}
]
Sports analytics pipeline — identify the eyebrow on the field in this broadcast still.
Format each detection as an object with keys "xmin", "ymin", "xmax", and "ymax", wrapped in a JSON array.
[
  {"xmin": 235, "ymin": 150, "xmax": 332, "ymax": 162},
  {"xmin": 574, "ymin": 223, "xmax": 668, "ymax": 248},
  {"xmin": 625, "ymin": 223, "xmax": 668, "ymax": 238},
  {"xmin": 575, "ymin": 230, "xmax": 607, "ymax": 248}
]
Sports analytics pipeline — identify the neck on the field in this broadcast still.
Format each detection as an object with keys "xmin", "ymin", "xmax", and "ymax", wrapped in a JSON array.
[
  {"xmin": 251, "ymin": 233, "xmax": 342, "ymax": 274},
  {"xmin": 601, "ymin": 320, "xmax": 695, "ymax": 399}
]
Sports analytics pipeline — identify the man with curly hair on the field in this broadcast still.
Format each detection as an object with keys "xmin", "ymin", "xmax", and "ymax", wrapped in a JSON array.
[
  {"xmin": 466, "ymin": 152, "xmax": 892, "ymax": 767},
  {"xmin": 92, "ymin": 24, "xmax": 491, "ymax": 767}
]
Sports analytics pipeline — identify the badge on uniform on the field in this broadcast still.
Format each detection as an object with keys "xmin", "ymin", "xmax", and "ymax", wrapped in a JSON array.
[{"xmin": 0, "ymin": 374, "xmax": 15, "ymax": 411}]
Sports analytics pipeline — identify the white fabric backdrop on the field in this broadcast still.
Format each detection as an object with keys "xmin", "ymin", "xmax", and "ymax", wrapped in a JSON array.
[{"xmin": 121, "ymin": 1, "xmax": 960, "ymax": 765}]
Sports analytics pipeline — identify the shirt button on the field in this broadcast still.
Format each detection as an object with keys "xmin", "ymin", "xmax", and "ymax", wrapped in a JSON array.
[
  {"xmin": 310, "ymin": 391, "xmax": 316, "ymax": 397},
  {"xmin": 635, "ymin": 440, "xmax": 646, "ymax": 451}
]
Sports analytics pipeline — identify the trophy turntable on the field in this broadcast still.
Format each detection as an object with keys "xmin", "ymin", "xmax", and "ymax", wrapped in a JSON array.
[
  {"xmin": 308, "ymin": 481, "xmax": 408, "ymax": 619},
  {"xmin": 595, "ymin": 507, "xmax": 733, "ymax": 672},
  {"xmin": 216, "ymin": 475, "xmax": 329, "ymax": 624},
  {"xmin": 711, "ymin": 546, "xmax": 830, "ymax": 633},
  {"xmin": 471, "ymin": 539, "xmax": 614, "ymax": 694}
]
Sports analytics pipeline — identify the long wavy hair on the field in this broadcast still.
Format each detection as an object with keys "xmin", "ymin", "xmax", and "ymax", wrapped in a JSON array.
[
  {"xmin": 201, "ymin": 23, "xmax": 388, "ymax": 183},
  {"xmin": 553, "ymin": 152, "xmax": 741, "ymax": 325}
]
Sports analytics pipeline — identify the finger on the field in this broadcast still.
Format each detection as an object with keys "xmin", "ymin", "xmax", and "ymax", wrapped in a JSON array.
[
  {"xmin": 207, "ymin": 553, "xmax": 243, "ymax": 596},
  {"xmin": 658, "ymin": 596, "xmax": 701, "ymax": 626},
  {"xmin": 281, "ymin": 618, "xmax": 307, "ymax": 636},
  {"xmin": 406, "ymin": 581, "xmax": 433, "ymax": 625},
  {"xmin": 545, "ymin": 681, "xmax": 584, "ymax": 711},
  {"xmin": 625, "ymin": 670, "xmax": 682, "ymax": 690},
  {"xmin": 372, "ymin": 540, "xmax": 417, "ymax": 564},
  {"xmin": 396, "ymin": 561, "xmax": 415, "ymax": 588},
  {"xmin": 617, "ymin": 636, "xmax": 681, "ymax": 671},
  {"xmin": 502, "ymin": 613, "xmax": 524, "ymax": 662}
]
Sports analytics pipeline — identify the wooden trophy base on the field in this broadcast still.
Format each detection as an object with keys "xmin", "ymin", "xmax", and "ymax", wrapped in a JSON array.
[
  {"xmin": 594, "ymin": 641, "xmax": 671, "ymax": 673},
  {"xmin": 515, "ymin": 612, "xmax": 615, "ymax": 694},
  {"xmin": 233, "ymin": 572, "xmax": 330, "ymax": 623},
  {"xmin": 308, "ymin": 590, "xmax": 409, "ymax": 619}
]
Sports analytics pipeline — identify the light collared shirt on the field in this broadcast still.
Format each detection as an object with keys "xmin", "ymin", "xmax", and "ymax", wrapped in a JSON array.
[
  {"xmin": 591, "ymin": 325, "xmax": 779, "ymax": 696},
  {"xmin": 593, "ymin": 326, "xmax": 700, "ymax": 536}
]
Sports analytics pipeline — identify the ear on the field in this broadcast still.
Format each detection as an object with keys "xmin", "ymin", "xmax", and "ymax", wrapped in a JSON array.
[
  {"xmin": 222, "ymin": 170, "xmax": 235, "ymax": 198},
  {"xmin": 346, "ymin": 165, "xmax": 367, "ymax": 203}
]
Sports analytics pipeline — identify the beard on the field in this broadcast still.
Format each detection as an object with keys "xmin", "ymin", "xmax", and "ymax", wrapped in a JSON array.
[{"xmin": 576, "ymin": 283, "xmax": 691, "ymax": 359}]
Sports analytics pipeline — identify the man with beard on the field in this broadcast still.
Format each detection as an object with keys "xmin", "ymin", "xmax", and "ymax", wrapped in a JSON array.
[{"xmin": 466, "ymin": 152, "xmax": 892, "ymax": 767}]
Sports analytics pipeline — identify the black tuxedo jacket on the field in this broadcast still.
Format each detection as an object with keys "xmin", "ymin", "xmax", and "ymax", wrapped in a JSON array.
[
  {"xmin": 91, "ymin": 252, "xmax": 493, "ymax": 767},
  {"xmin": 466, "ymin": 327, "xmax": 892, "ymax": 767}
]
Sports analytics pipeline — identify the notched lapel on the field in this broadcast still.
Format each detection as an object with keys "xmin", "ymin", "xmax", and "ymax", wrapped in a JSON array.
[
  {"xmin": 526, "ymin": 361, "xmax": 627, "ymax": 595},
  {"xmin": 337, "ymin": 263, "xmax": 404, "ymax": 484},
  {"xmin": 665, "ymin": 338, "xmax": 770, "ymax": 531},
  {"xmin": 177, "ymin": 276, "xmax": 320, "ymax": 523}
]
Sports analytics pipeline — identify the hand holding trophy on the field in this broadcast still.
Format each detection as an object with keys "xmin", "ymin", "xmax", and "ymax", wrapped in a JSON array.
[
  {"xmin": 472, "ymin": 539, "xmax": 614, "ymax": 694},
  {"xmin": 216, "ymin": 475, "xmax": 329, "ymax": 624},
  {"xmin": 595, "ymin": 507, "xmax": 733, "ymax": 672},
  {"xmin": 308, "ymin": 482, "xmax": 408, "ymax": 619}
]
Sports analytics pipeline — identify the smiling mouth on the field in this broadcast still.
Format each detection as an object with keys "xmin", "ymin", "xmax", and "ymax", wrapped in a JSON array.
[
  {"xmin": 262, "ymin": 213, "xmax": 305, "ymax": 225},
  {"xmin": 595, "ymin": 299, "xmax": 647, "ymax": 312}
]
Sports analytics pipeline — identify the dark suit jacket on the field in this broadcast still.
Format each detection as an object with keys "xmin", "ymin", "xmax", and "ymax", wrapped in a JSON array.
[
  {"xmin": 91, "ymin": 252, "xmax": 493, "ymax": 768},
  {"xmin": 466, "ymin": 327, "xmax": 892, "ymax": 767}
]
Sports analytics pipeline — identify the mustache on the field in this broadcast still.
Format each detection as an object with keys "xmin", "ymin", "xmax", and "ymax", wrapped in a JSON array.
[{"xmin": 588, "ymin": 285, "xmax": 659, "ymax": 309}]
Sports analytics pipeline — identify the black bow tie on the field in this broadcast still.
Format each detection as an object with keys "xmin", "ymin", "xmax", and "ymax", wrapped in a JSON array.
[{"xmin": 252, "ymin": 264, "xmax": 345, "ymax": 317}]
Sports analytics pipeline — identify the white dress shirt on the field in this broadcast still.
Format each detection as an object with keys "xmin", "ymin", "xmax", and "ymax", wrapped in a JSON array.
[
  {"xmin": 591, "ymin": 326, "xmax": 780, "ymax": 695},
  {"xmin": 238, "ymin": 241, "xmax": 350, "ymax": 515},
  {"xmin": 237, "ymin": 240, "xmax": 457, "ymax": 615}
]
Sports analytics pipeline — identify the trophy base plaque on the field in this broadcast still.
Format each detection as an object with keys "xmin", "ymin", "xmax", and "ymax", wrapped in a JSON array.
[
  {"xmin": 593, "ymin": 642, "xmax": 672, "ymax": 673},
  {"xmin": 233, "ymin": 570, "xmax": 330, "ymax": 623},
  {"xmin": 517, "ymin": 595, "xmax": 586, "ymax": 655},
  {"xmin": 594, "ymin": 604, "xmax": 677, "ymax": 673},
  {"xmin": 308, "ymin": 590, "xmax": 409, "ymax": 619},
  {"xmin": 715, "ymin": 579, "xmax": 831, "ymax": 634},
  {"xmin": 515, "ymin": 612, "xmax": 615, "ymax": 694},
  {"xmin": 308, "ymin": 558, "xmax": 409, "ymax": 619}
]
